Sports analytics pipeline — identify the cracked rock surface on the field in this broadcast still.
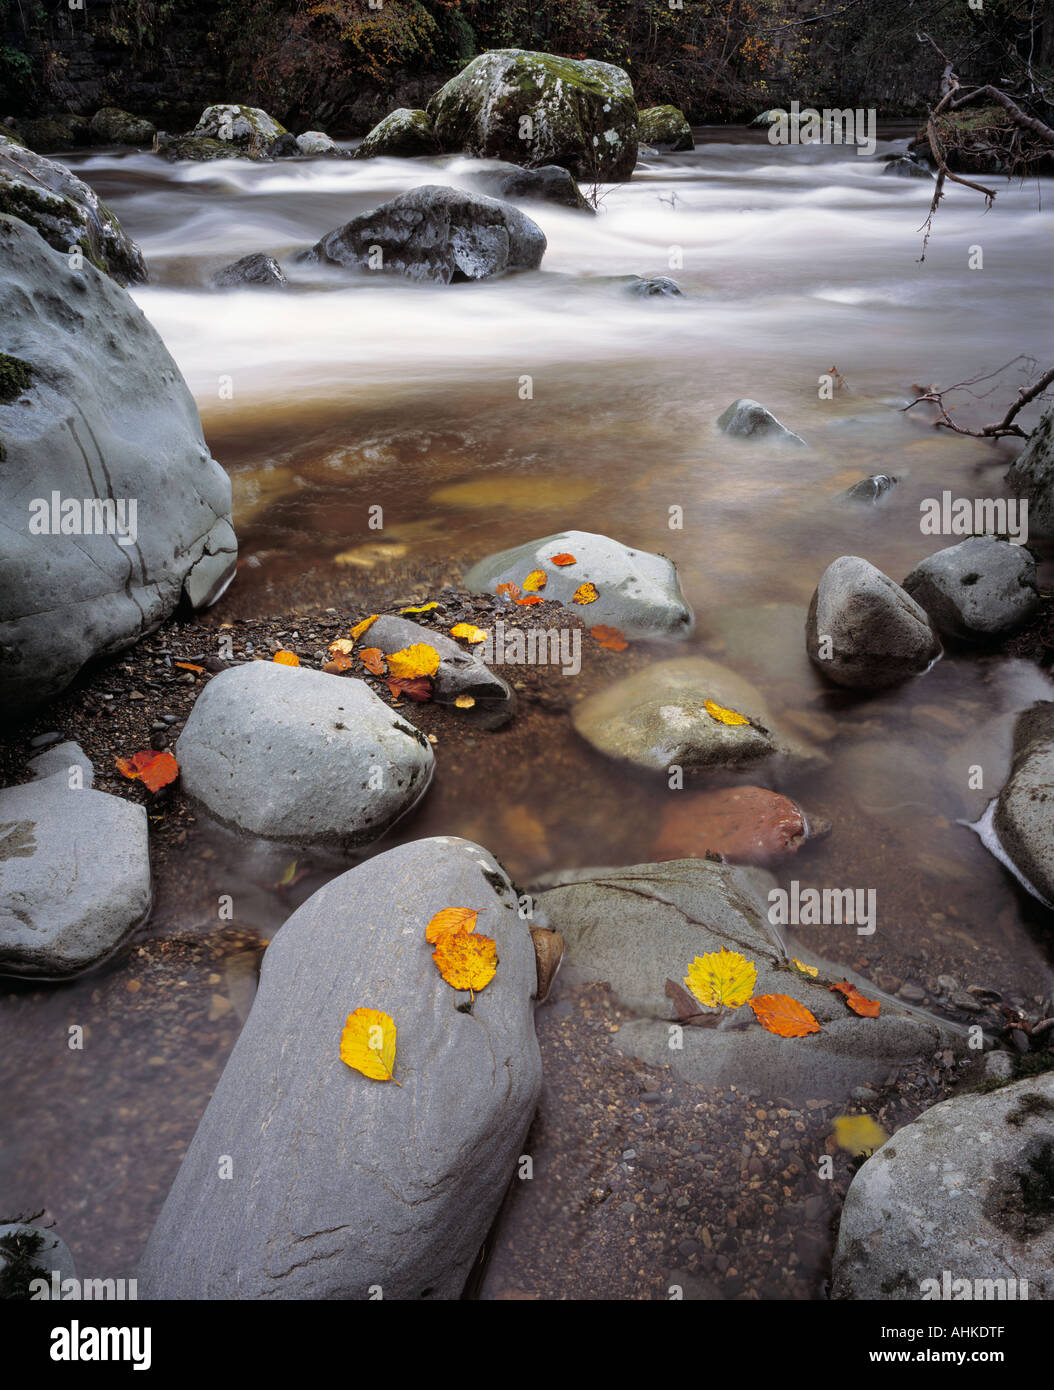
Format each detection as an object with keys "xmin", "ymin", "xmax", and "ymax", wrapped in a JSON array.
[
  {"xmin": 137, "ymin": 836, "xmax": 542, "ymax": 1299},
  {"xmin": 0, "ymin": 214, "xmax": 236, "ymax": 716}
]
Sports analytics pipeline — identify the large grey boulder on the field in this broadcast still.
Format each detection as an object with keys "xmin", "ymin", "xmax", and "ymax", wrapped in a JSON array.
[
  {"xmin": 638, "ymin": 105, "xmax": 694, "ymax": 152},
  {"xmin": 717, "ymin": 398, "xmax": 807, "ymax": 447},
  {"xmin": 302, "ymin": 185, "xmax": 546, "ymax": 283},
  {"xmin": 175, "ymin": 662, "xmax": 434, "ymax": 853},
  {"xmin": 571, "ymin": 657, "xmax": 824, "ymax": 779},
  {"xmin": 902, "ymin": 537, "xmax": 1039, "ymax": 640},
  {"xmin": 138, "ymin": 836, "xmax": 542, "ymax": 1299},
  {"xmin": 463, "ymin": 529, "xmax": 693, "ymax": 640},
  {"xmin": 536, "ymin": 859, "xmax": 965, "ymax": 1100},
  {"xmin": 366, "ymin": 615, "xmax": 514, "ymax": 720},
  {"xmin": 353, "ymin": 108, "xmax": 438, "ymax": 159},
  {"xmin": 0, "ymin": 135, "xmax": 146, "ymax": 284},
  {"xmin": 427, "ymin": 49, "xmax": 639, "ymax": 182},
  {"xmin": 89, "ymin": 107, "xmax": 156, "ymax": 147},
  {"xmin": 0, "ymin": 753, "xmax": 151, "ymax": 978},
  {"xmin": 0, "ymin": 215, "xmax": 237, "ymax": 716},
  {"xmin": 1006, "ymin": 404, "xmax": 1054, "ymax": 535},
  {"xmin": 189, "ymin": 104, "xmax": 288, "ymax": 156},
  {"xmin": 832, "ymin": 1074, "xmax": 1054, "ymax": 1300},
  {"xmin": 296, "ymin": 131, "xmax": 345, "ymax": 158},
  {"xmin": 807, "ymin": 555, "xmax": 942, "ymax": 689},
  {"xmin": 986, "ymin": 702, "xmax": 1054, "ymax": 905}
]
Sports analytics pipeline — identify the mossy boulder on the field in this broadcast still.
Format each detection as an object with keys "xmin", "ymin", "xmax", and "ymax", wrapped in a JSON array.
[
  {"xmin": 154, "ymin": 133, "xmax": 244, "ymax": 163},
  {"xmin": 14, "ymin": 114, "xmax": 91, "ymax": 153},
  {"xmin": 638, "ymin": 105, "xmax": 693, "ymax": 152},
  {"xmin": 90, "ymin": 107, "xmax": 156, "ymax": 147},
  {"xmin": 908, "ymin": 104, "xmax": 1015, "ymax": 174},
  {"xmin": 190, "ymin": 104, "xmax": 289, "ymax": 157},
  {"xmin": 354, "ymin": 108, "xmax": 439, "ymax": 159},
  {"xmin": 0, "ymin": 352, "xmax": 33, "ymax": 405},
  {"xmin": 0, "ymin": 135, "xmax": 146, "ymax": 284},
  {"xmin": 427, "ymin": 49, "xmax": 638, "ymax": 182}
]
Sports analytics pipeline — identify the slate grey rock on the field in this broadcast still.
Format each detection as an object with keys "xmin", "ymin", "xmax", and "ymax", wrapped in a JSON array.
[
  {"xmin": 624, "ymin": 274, "xmax": 682, "ymax": 297},
  {"xmin": 571, "ymin": 656, "xmax": 824, "ymax": 779},
  {"xmin": 903, "ymin": 537, "xmax": 1039, "ymax": 640},
  {"xmin": 175, "ymin": 662, "xmax": 434, "ymax": 853},
  {"xmin": 212, "ymin": 252, "xmax": 288, "ymax": 289},
  {"xmin": 27, "ymin": 740, "xmax": 94, "ymax": 787},
  {"xmin": 831, "ymin": 1074, "xmax": 1054, "ymax": 1300},
  {"xmin": 302, "ymin": 184, "xmax": 546, "ymax": 283},
  {"xmin": 844, "ymin": 473, "xmax": 897, "ymax": 504},
  {"xmin": 190, "ymin": 104, "xmax": 288, "ymax": 156},
  {"xmin": 806, "ymin": 555, "xmax": 942, "ymax": 689},
  {"xmin": 427, "ymin": 49, "xmax": 638, "ymax": 182},
  {"xmin": 717, "ymin": 398, "xmax": 807, "ymax": 447},
  {"xmin": 882, "ymin": 155, "xmax": 933, "ymax": 179},
  {"xmin": 536, "ymin": 859, "xmax": 965, "ymax": 1100},
  {"xmin": 637, "ymin": 105, "xmax": 694, "ymax": 152},
  {"xmin": 353, "ymin": 108, "xmax": 439, "ymax": 159},
  {"xmin": 154, "ymin": 133, "xmax": 245, "ymax": 163},
  {"xmin": 463, "ymin": 529, "xmax": 693, "ymax": 640},
  {"xmin": 462, "ymin": 161, "xmax": 592, "ymax": 212},
  {"xmin": 989, "ymin": 701, "xmax": 1054, "ymax": 905},
  {"xmin": 0, "ymin": 135, "xmax": 146, "ymax": 284},
  {"xmin": 137, "ymin": 836, "xmax": 542, "ymax": 1300},
  {"xmin": 0, "ymin": 768, "xmax": 150, "ymax": 978},
  {"xmin": 366, "ymin": 615, "xmax": 514, "ymax": 719},
  {"xmin": 0, "ymin": 1223, "xmax": 76, "ymax": 1295},
  {"xmin": 296, "ymin": 131, "xmax": 345, "ymax": 157},
  {"xmin": 1006, "ymin": 404, "xmax": 1054, "ymax": 535},
  {"xmin": 89, "ymin": 107, "xmax": 156, "ymax": 147},
  {"xmin": 0, "ymin": 215, "xmax": 237, "ymax": 715}
]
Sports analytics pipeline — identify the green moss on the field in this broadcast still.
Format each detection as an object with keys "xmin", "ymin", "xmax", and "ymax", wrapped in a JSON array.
[{"xmin": 0, "ymin": 353, "xmax": 33, "ymax": 405}]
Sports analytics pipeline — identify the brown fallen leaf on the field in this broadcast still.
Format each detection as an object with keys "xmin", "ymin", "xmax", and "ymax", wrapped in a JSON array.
[
  {"xmin": 749, "ymin": 993, "xmax": 822, "ymax": 1038},
  {"xmin": 358, "ymin": 646, "xmax": 387, "ymax": 675},
  {"xmin": 323, "ymin": 653, "xmax": 354, "ymax": 674},
  {"xmin": 830, "ymin": 981, "xmax": 881, "ymax": 1017},
  {"xmin": 590, "ymin": 625, "xmax": 628, "ymax": 651},
  {"xmin": 115, "ymin": 749, "xmax": 179, "ymax": 793},
  {"xmin": 664, "ymin": 977, "xmax": 721, "ymax": 1028},
  {"xmin": 386, "ymin": 675, "xmax": 433, "ymax": 702}
]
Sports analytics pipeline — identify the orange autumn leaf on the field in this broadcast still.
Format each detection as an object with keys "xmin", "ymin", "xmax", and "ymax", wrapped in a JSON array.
[
  {"xmin": 704, "ymin": 700, "xmax": 749, "ymax": 726},
  {"xmin": 432, "ymin": 926, "xmax": 497, "ymax": 995},
  {"xmin": 550, "ymin": 553, "xmax": 577, "ymax": 566},
  {"xmin": 350, "ymin": 614, "xmax": 379, "ymax": 640},
  {"xmin": 425, "ymin": 907, "xmax": 479, "ymax": 943},
  {"xmin": 830, "ymin": 981, "xmax": 881, "ymax": 1017},
  {"xmin": 386, "ymin": 675, "xmax": 433, "ymax": 702},
  {"xmin": 749, "ymin": 993, "xmax": 822, "ymax": 1038},
  {"xmin": 522, "ymin": 569, "xmax": 547, "ymax": 592},
  {"xmin": 514, "ymin": 594, "xmax": 544, "ymax": 607},
  {"xmin": 273, "ymin": 650, "xmax": 299, "ymax": 666},
  {"xmin": 590, "ymin": 625, "xmax": 628, "ymax": 651},
  {"xmin": 115, "ymin": 749, "xmax": 179, "ymax": 793},
  {"xmin": 358, "ymin": 646, "xmax": 387, "ymax": 675},
  {"xmin": 174, "ymin": 660, "xmax": 205, "ymax": 674},
  {"xmin": 386, "ymin": 643, "xmax": 440, "ymax": 680},
  {"xmin": 495, "ymin": 582, "xmax": 521, "ymax": 600},
  {"xmin": 572, "ymin": 582, "xmax": 598, "ymax": 604},
  {"xmin": 323, "ymin": 653, "xmax": 354, "ymax": 674}
]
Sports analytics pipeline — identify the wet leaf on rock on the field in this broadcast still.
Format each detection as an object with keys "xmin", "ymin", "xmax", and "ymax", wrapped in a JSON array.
[
  {"xmin": 704, "ymin": 699, "xmax": 749, "ymax": 726},
  {"xmin": 425, "ymin": 907, "xmax": 479, "ymax": 943},
  {"xmin": 749, "ymin": 993, "xmax": 821, "ymax": 1038},
  {"xmin": 386, "ymin": 643, "xmax": 440, "ymax": 679},
  {"xmin": 522, "ymin": 570, "xmax": 547, "ymax": 592},
  {"xmin": 572, "ymin": 582, "xmax": 598, "ymax": 605},
  {"xmin": 433, "ymin": 926, "xmax": 497, "ymax": 997},
  {"xmin": 590, "ymin": 625, "xmax": 628, "ymax": 651},
  {"xmin": 684, "ymin": 948, "xmax": 757, "ymax": 1010},
  {"xmin": 831, "ymin": 981, "xmax": 881, "ymax": 1017},
  {"xmin": 340, "ymin": 1007, "xmax": 400, "ymax": 1084}
]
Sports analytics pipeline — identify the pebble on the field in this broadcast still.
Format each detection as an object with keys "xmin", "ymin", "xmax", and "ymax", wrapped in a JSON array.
[
  {"xmin": 29, "ymin": 732, "xmax": 62, "ymax": 747},
  {"xmin": 937, "ymin": 974, "xmax": 959, "ymax": 995},
  {"xmin": 897, "ymin": 982, "xmax": 926, "ymax": 1003}
]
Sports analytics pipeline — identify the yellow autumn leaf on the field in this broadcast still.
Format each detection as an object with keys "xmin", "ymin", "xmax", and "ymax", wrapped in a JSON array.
[
  {"xmin": 684, "ymin": 948, "xmax": 757, "ymax": 1010},
  {"xmin": 572, "ymin": 582, "xmax": 598, "ymax": 605},
  {"xmin": 433, "ymin": 927, "xmax": 497, "ymax": 996},
  {"xmin": 522, "ymin": 570, "xmax": 547, "ymax": 592},
  {"xmin": 329, "ymin": 638, "xmax": 355, "ymax": 655},
  {"xmin": 273, "ymin": 650, "xmax": 299, "ymax": 666},
  {"xmin": 340, "ymin": 1007, "xmax": 400, "ymax": 1084},
  {"xmin": 401, "ymin": 602, "xmax": 439, "ymax": 614},
  {"xmin": 704, "ymin": 699, "xmax": 750, "ymax": 726},
  {"xmin": 454, "ymin": 695, "xmax": 476, "ymax": 708},
  {"xmin": 450, "ymin": 622, "xmax": 489, "ymax": 644},
  {"xmin": 386, "ymin": 643, "xmax": 441, "ymax": 679},
  {"xmin": 833, "ymin": 1114, "xmax": 888, "ymax": 1156},
  {"xmin": 791, "ymin": 957, "xmax": 819, "ymax": 978},
  {"xmin": 425, "ymin": 907, "xmax": 478, "ymax": 943},
  {"xmin": 350, "ymin": 614, "xmax": 379, "ymax": 640}
]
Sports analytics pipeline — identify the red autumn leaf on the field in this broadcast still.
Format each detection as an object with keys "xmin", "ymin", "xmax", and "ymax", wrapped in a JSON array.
[
  {"xmin": 115, "ymin": 749, "xmax": 179, "ymax": 793},
  {"xmin": 358, "ymin": 646, "xmax": 387, "ymax": 675},
  {"xmin": 830, "ymin": 981, "xmax": 881, "ymax": 1017},
  {"xmin": 514, "ymin": 594, "xmax": 544, "ymax": 607},
  {"xmin": 386, "ymin": 675, "xmax": 433, "ymax": 703},
  {"xmin": 590, "ymin": 625, "xmax": 628, "ymax": 651},
  {"xmin": 550, "ymin": 553, "xmax": 577, "ymax": 566},
  {"xmin": 749, "ymin": 993, "xmax": 822, "ymax": 1038}
]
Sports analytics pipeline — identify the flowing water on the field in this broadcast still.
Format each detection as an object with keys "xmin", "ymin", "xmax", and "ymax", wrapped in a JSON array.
[{"xmin": 3, "ymin": 128, "xmax": 1054, "ymax": 1283}]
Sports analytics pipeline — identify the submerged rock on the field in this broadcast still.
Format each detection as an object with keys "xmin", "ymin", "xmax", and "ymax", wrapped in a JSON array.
[
  {"xmin": 175, "ymin": 662, "xmax": 434, "ymax": 853},
  {"xmin": 653, "ymin": 786, "xmax": 828, "ymax": 865},
  {"xmin": 717, "ymin": 398, "xmax": 807, "ymax": 447},
  {"xmin": 902, "ymin": 536, "xmax": 1039, "ymax": 640},
  {"xmin": 302, "ymin": 184, "xmax": 546, "ymax": 283},
  {"xmin": 844, "ymin": 473, "xmax": 898, "ymax": 504},
  {"xmin": 353, "ymin": 108, "xmax": 439, "ymax": 159},
  {"xmin": 536, "ymin": 858, "xmax": 964, "ymax": 1100},
  {"xmin": 0, "ymin": 136, "xmax": 146, "ymax": 284},
  {"xmin": 0, "ymin": 750, "xmax": 150, "ymax": 978},
  {"xmin": 881, "ymin": 154, "xmax": 933, "ymax": 179},
  {"xmin": 806, "ymin": 555, "xmax": 942, "ymax": 690},
  {"xmin": 832, "ymin": 1074, "xmax": 1054, "ymax": 1300},
  {"xmin": 0, "ymin": 214, "xmax": 236, "ymax": 715},
  {"xmin": 462, "ymin": 160, "xmax": 592, "ymax": 212},
  {"xmin": 212, "ymin": 252, "xmax": 287, "ymax": 289},
  {"xmin": 90, "ymin": 107, "xmax": 156, "ymax": 146},
  {"xmin": 1006, "ymin": 403, "xmax": 1054, "ymax": 535},
  {"xmin": 138, "ymin": 837, "xmax": 542, "ymax": 1299},
  {"xmin": 463, "ymin": 529, "xmax": 693, "ymax": 639},
  {"xmin": 571, "ymin": 657, "xmax": 823, "ymax": 778},
  {"xmin": 638, "ymin": 105, "xmax": 694, "ymax": 152},
  {"xmin": 154, "ymin": 133, "xmax": 244, "ymax": 162},
  {"xmin": 427, "ymin": 49, "xmax": 639, "ymax": 182}
]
